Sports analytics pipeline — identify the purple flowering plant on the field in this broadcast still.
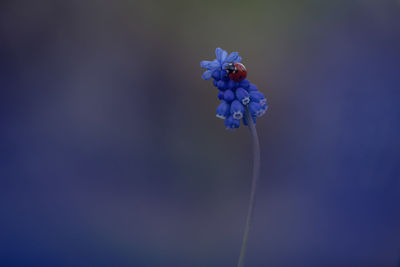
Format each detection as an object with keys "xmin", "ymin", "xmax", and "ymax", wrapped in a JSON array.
[{"xmin": 201, "ymin": 47, "xmax": 268, "ymax": 267}]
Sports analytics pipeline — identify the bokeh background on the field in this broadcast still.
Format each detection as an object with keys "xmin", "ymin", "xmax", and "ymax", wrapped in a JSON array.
[{"xmin": 1, "ymin": 0, "xmax": 400, "ymax": 266}]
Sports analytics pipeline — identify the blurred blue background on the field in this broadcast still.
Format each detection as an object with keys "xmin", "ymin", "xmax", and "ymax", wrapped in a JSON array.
[{"xmin": 1, "ymin": 0, "xmax": 400, "ymax": 266}]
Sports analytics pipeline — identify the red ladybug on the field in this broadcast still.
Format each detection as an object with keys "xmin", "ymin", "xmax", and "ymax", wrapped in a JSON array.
[{"xmin": 225, "ymin": 62, "xmax": 247, "ymax": 82}]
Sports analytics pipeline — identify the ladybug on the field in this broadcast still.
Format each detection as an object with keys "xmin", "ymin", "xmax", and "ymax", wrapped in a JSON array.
[{"xmin": 225, "ymin": 62, "xmax": 247, "ymax": 82}]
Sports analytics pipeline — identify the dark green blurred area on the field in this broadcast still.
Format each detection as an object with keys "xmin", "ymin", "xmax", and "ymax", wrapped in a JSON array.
[{"xmin": 1, "ymin": 0, "xmax": 400, "ymax": 266}]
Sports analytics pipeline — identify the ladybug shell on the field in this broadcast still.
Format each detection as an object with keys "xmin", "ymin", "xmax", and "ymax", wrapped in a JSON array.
[{"xmin": 229, "ymin": 62, "xmax": 247, "ymax": 82}]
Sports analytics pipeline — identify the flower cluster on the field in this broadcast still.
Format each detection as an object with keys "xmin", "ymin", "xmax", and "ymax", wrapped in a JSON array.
[{"xmin": 200, "ymin": 48, "xmax": 268, "ymax": 130}]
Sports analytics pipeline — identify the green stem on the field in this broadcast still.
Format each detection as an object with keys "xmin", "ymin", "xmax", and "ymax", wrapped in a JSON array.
[{"xmin": 237, "ymin": 108, "xmax": 261, "ymax": 267}]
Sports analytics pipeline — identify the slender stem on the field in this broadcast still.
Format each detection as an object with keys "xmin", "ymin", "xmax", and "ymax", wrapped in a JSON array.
[{"xmin": 237, "ymin": 108, "xmax": 261, "ymax": 267}]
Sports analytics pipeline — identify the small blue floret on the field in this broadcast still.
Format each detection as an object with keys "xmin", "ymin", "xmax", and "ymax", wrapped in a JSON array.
[
  {"xmin": 224, "ymin": 90, "xmax": 235, "ymax": 102},
  {"xmin": 239, "ymin": 79, "xmax": 250, "ymax": 89},
  {"xmin": 212, "ymin": 70, "xmax": 221, "ymax": 80},
  {"xmin": 230, "ymin": 100, "xmax": 245, "ymax": 120},
  {"xmin": 249, "ymin": 91, "xmax": 267, "ymax": 108},
  {"xmin": 217, "ymin": 91, "xmax": 224, "ymax": 100},
  {"xmin": 236, "ymin": 88, "xmax": 250, "ymax": 105},
  {"xmin": 226, "ymin": 80, "xmax": 235, "ymax": 90},
  {"xmin": 217, "ymin": 80, "xmax": 226, "ymax": 90},
  {"xmin": 248, "ymin": 84, "xmax": 258, "ymax": 91},
  {"xmin": 249, "ymin": 91, "xmax": 264, "ymax": 102},
  {"xmin": 216, "ymin": 101, "xmax": 230, "ymax": 119},
  {"xmin": 225, "ymin": 115, "xmax": 240, "ymax": 130},
  {"xmin": 249, "ymin": 102, "xmax": 266, "ymax": 117}
]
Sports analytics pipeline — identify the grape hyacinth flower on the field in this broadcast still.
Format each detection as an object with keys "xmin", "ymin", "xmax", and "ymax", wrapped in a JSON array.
[
  {"xmin": 201, "ymin": 47, "xmax": 267, "ymax": 130},
  {"xmin": 200, "ymin": 47, "xmax": 268, "ymax": 267}
]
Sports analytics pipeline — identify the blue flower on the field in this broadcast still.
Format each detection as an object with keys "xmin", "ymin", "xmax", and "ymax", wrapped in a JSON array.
[
  {"xmin": 225, "ymin": 115, "xmax": 240, "ymax": 130},
  {"xmin": 230, "ymin": 100, "xmax": 245, "ymax": 120},
  {"xmin": 249, "ymin": 91, "xmax": 266, "ymax": 106},
  {"xmin": 239, "ymin": 79, "xmax": 250, "ymax": 89},
  {"xmin": 216, "ymin": 100, "xmax": 230, "ymax": 119},
  {"xmin": 236, "ymin": 88, "xmax": 250, "ymax": 105},
  {"xmin": 249, "ymin": 102, "xmax": 267, "ymax": 117},
  {"xmin": 217, "ymin": 80, "xmax": 227, "ymax": 90},
  {"xmin": 212, "ymin": 70, "xmax": 221, "ymax": 80},
  {"xmin": 223, "ymin": 90, "xmax": 235, "ymax": 102},
  {"xmin": 248, "ymin": 84, "xmax": 258, "ymax": 91},
  {"xmin": 227, "ymin": 80, "xmax": 236, "ymax": 89},
  {"xmin": 201, "ymin": 47, "xmax": 268, "ymax": 130}
]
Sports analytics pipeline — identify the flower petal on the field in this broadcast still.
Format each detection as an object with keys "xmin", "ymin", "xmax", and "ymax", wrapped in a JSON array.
[
  {"xmin": 201, "ymin": 60, "xmax": 220, "ymax": 70},
  {"xmin": 200, "ymin": 60, "xmax": 211, "ymax": 69},
  {"xmin": 224, "ymin": 52, "xmax": 239, "ymax": 63},
  {"xmin": 221, "ymin": 50, "xmax": 228, "ymax": 62},
  {"xmin": 215, "ymin": 47, "xmax": 228, "ymax": 63},
  {"xmin": 201, "ymin": 70, "xmax": 213, "ymax": 80}
]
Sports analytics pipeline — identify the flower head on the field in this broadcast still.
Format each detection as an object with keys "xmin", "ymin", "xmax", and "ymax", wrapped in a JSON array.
[
  {"xmin": 201, "ymin": 48, "xmax": 242, "ymax": 80},
  {"xmin": 200, "ymin": 47, "xmax": 268, "ymax": 130}
]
